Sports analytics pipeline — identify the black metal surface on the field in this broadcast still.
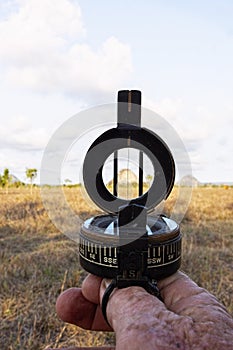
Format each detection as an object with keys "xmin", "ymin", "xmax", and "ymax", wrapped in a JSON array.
[
  {"xmin": 113, "ymin": 150, "xmax": 118, "ymax": 197},
  {"xmin": 117, "ymin": 90, "xmax": 141, "ymax": 127},
  {"xmin": 117, "ymin": 204, "xmax": 148, "ymax": 281},
  {"xmin": 139, "ymin": 151, "xmax": 143, "ymax": 196},
  {"xmin": 80, "ymin": 90, "xmax": 181, "ymax": 309},
  {"xmin": 83, "ymin": 126, "xmax": 175, "ymax": 213}
]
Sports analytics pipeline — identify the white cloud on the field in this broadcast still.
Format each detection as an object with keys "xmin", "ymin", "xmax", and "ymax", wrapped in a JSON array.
[
  {"xmin": 0, "ymin": 0, "xmax": 132, "ymax": 97},
  {"xmin": 0, "ymin": 116, "xmax": 49, "ymax": 150},
  {"xmin": 0, "ymin": 0, "xmax": 85, "ymax": 61},
  {"xmin": 143, "ymin": 95, "xmax": 233, "ymax": 181},
  {"xmin": 143, "ymin": 96, "xmax": 209, "ymax": 148},
  {"xmin": 144, "ymin": 97, "xmax": 184, "ymax": 120}
]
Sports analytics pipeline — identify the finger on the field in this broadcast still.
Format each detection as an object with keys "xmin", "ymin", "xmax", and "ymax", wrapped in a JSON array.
[
  {"xmin": 56, "ymin": 287, "xmax": 112, "ymax": 331},
  {"xmin": 99, "ymin": 279, "xmax": 175, "ymax": 332},
  {"xmin": 82, "ymin": 274, "xmax": 103, "ymax": 304},
  {"xmin": 158, "ymin": 271, "xmax": 202, "ymax": 308},
  {"xmin": 81, "ymin": 274, "xmax": 113, "ymax": 330},
  {"xmin": 56, "ymin": 288, "xmax": 96, "ymax": 329},
  {"xmin": 158, "ymin": 271, "xmax": 232, "ymax": 323},
  {"xmin": 99, "ymin": 280, "xmax": 183, "ymax": 349},
  {"xmin": 91, "ymin": 302, "xmax": 113, "ymax": 331}
]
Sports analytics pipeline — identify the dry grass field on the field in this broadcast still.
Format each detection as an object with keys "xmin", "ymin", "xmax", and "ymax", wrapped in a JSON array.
[{"xmin": 0, "ymin": 186, "xmax": 232, "ymax": 350}]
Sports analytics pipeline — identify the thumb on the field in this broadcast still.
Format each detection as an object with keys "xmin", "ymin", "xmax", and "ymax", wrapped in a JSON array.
[{"xmin": 99, "ymin": 279, "xmax": 176, "ymax": 333}]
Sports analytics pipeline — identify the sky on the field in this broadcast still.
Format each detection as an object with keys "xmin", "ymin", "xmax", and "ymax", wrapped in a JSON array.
[{"xmin": 0, "ymin": 0, "xmax": 233, "ymax": 184}]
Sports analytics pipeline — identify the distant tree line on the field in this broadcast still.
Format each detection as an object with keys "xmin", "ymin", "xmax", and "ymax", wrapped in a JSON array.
[{"xmin": 0, "ymin": 168, "xmax": 37, "ymax": 193}]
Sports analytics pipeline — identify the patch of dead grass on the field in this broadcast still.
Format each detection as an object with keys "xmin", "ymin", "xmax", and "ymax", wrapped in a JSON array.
[{"xmin": 0, "ymin": 186, "xmax": 232, "ymax": 349}]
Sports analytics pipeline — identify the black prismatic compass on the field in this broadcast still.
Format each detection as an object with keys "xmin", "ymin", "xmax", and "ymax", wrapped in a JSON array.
[{"xmin": 79, "ymin": 90, "xmax": 181, "ymax": 321}]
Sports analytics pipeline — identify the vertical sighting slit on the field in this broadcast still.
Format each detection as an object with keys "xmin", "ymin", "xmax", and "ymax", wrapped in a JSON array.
[
  {"xmin": 139, "ymin": 151, "xmax": 143, "ymax": 196},
  {"xmin": 128, "ymin": 90, "xmax": 132, "ymax": 112},
  {"xmin": 113, "ymin": 151, "xmax": 118, "ymax": 196}
]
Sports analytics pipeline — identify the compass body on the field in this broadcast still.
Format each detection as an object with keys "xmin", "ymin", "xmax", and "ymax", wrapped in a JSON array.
[
  {"xmin": 80, "ymin": 214, "xmax": 181, "ymax": 279},
  {"xmin": 79, "ymin": 90, "xmax": 181, "ymax": 292}
]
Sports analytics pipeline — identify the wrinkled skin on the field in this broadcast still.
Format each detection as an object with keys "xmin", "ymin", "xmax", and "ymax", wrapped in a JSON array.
[{"xmin": 49, "ymin": 272, "xmax": 233, "ymax": 350}]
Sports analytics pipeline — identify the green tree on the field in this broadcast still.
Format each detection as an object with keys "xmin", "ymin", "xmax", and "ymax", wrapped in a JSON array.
[
  {"xmin": 1, "ymin": 168, "xmax": 11, "ymax": 194},
  {"xmin": 64, "ymin": 178, "xmax": 72, "ymax": 186},
  {"xmin": 26, "ymin": 168, "xmax": 37, "ymax": 194}
]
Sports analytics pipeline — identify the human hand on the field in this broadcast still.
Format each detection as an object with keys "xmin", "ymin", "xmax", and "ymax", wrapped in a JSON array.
[{"xmin": 54, "ymin": 272, "xmax": 233, "ymax": 350}]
